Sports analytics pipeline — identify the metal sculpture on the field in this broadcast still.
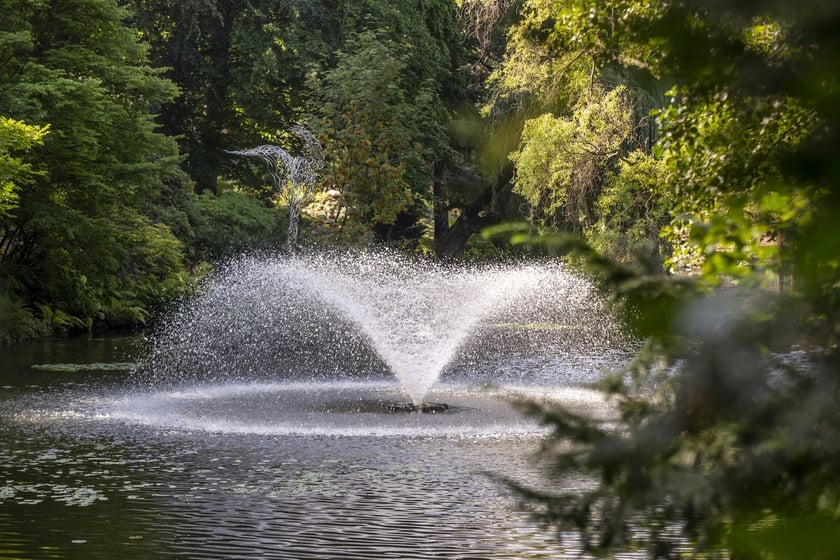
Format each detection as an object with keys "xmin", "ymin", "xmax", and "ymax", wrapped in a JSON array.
[{"xmin": 226, "ymin": 126, "xmax": 323, "ymax": 250}]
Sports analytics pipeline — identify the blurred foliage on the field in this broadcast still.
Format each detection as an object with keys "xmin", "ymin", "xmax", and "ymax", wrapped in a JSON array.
[{"xmin": 489, "ymin": 1, "xmax": 840, "ymax": 558}]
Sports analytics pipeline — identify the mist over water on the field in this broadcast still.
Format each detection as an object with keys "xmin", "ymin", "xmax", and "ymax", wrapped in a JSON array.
[{"xmin": 141, "ymin": 251, "xmax": 625, "ymax": 406}]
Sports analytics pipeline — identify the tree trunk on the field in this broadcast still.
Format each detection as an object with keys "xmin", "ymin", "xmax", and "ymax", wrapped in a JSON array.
[
  {"xmin": 432, "ymin": 161, "xmax": 452, "ymax": 257},
  {"xmin": 433, "ymin": 161, "xmax": 512, "ymax": 259}
]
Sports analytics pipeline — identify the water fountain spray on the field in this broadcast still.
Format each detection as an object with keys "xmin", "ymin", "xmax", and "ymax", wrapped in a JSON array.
[{"xmin": 143, "ymin": 252, "xmax": 620, "ymax": 412}]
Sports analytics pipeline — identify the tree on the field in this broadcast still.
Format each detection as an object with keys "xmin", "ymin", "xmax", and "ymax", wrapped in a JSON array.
[
  {"xmin": 510, "ymin": 86, "xmax": 634, "ymax": 232},
  {"xmin": 486, "ymin": 0, "xmax": 670, "ymax": 255},
  {"xmin": 0, "ymin": 117, "xmax": 47, "ymax": 219},
  {"xmin": 305, "ymin": 1, "xmax": 458, "ymax": 248},
  {"xmin": 432, "ymin": 0, "xmax": 669, "ymax": 259},
  {"xmin": 130, "ymin": 0, "xmax": 244, "ymax": 194},
  {"xmin": 0, "ymin": 0, "xmax": 188, "ymax": 331},
  {"xmin": 589, "ymin": 151, "xmax": 672, "ymax": 264},
  {"xmin": 501, "ymin": 1, "xmax": 840, "ymax": 558},
  {"xmin": 307, "ymin": 32, "xmax": 423, "ymax": 246}
]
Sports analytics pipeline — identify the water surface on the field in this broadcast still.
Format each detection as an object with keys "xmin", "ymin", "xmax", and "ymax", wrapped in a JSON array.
[{"xmin": 0, "ymin": 335, "xmax": 634, "ymax": 559}]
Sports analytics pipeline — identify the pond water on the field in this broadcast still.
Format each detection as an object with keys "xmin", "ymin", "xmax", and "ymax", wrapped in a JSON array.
[
  {"xmin": 1, "ymin": 255, "xmax": 641, "ymax": 559},
  {"xmin": 0, "ymin": 335, "xmax": 636, "ymax": 560}
]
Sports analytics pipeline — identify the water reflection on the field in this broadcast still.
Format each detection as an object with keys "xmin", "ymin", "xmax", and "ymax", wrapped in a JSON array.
[{"xmin": 0, "ymin": 410, "xmax": 560, "ymax": 558}]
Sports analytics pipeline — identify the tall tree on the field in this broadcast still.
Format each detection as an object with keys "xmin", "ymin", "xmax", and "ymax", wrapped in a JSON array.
[
  {"xmin": 0, "ymin": 0, "xmax": 187, "ymax": 330},
  {"xmin": 131, "ymin": 0, "xmax": 246, "ymax": 194},
  {"xmin": 304, "ymin": 0, "xmax": 460, "ymax": 248},
  {"xmin": 130, "ymin": 0, "xmax": 350, "ymax": 195}
]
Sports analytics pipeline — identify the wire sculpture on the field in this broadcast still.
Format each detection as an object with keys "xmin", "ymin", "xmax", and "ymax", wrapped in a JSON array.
[{"xmin": 226, "ymin": 126, "xmax": 324, "ymax": 250}]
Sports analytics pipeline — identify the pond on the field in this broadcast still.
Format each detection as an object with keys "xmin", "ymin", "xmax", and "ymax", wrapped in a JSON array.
[
  {"xmin": 0, "ymin": 255, "xmax": 639, "ymax": 559},
  {"xmin": 0, "ymin": 334, "xmax": 637, "ymax": 560}
]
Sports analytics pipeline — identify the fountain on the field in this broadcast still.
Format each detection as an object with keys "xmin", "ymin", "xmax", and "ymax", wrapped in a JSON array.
[{"xmin": 124, "ymin": 250, "xmax": 627, "ymax": 435}]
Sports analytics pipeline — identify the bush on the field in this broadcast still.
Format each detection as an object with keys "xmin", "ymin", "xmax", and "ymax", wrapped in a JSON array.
[
  {"xmin": 0, "ymin": 291, "xmax": 47, "ymax": 342},
  {"xmin": 186, "ymin": 191, "xmax": 287, "ymax": 262}
]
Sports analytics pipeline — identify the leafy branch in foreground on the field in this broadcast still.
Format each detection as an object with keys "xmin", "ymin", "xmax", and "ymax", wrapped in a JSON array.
[
  {"xmin": 491, "ymin": 221, "xmax": 840, "ymax": 559},
  {"xmin": 484, "ymin": 2, "xmax": 840, "ymax": 553}
]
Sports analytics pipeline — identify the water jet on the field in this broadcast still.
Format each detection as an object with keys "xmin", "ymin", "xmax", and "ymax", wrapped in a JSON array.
[{"xmin": 135, "ymin": 250, "xmax": 627, "ymax": 434}]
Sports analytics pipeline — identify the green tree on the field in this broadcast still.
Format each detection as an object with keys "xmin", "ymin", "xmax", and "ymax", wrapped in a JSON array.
[
  {"xmin": 304, "ymin": 2, "xmax": 458, "ymax": 248},
  {"xmin": 0, "ymin": 0, "xmax": 188, "ymax": 332},
  {"xmin": 589, "ymin": 151, "xmax": 672, "ymax": 264},
  {"xmin": 132, "ymin": 0, "xmax": 463, "ymax": 251},
  {"xmin": 445, "ymin": 0, "xmax": 670, "ymax": 260},
  {"xmin": 510, "ymin": 86, "xmax": 634, "ymax": 232},
  {"xmin": 131, "ymin": 0, "xmax": 250, "ymax": 194},
  {"xmin": 0, "ymin": 116, "xmax": 47, "ymax": 218},
  {"xmin": 307, "ymin": 32, "xmax": 426, "ymax": 245},
  {"xmin": 486, "ymin": 0, "xmax": 670, "ymax": 257}
]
